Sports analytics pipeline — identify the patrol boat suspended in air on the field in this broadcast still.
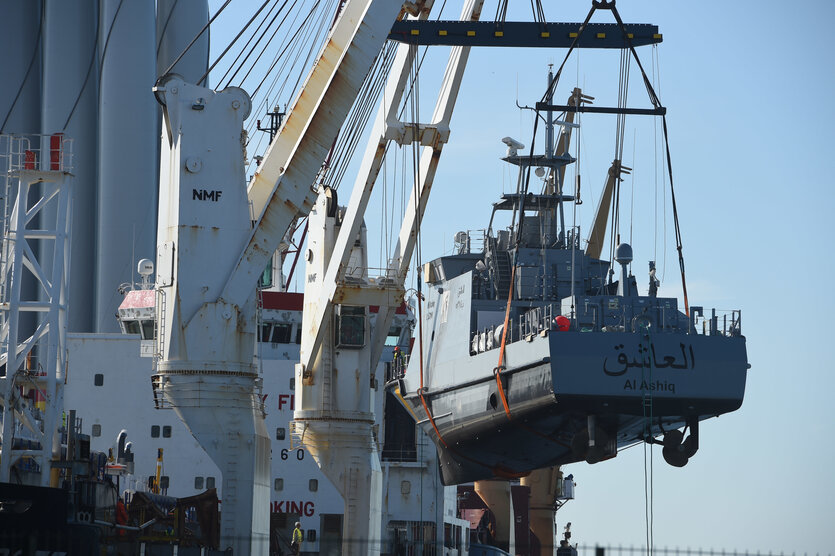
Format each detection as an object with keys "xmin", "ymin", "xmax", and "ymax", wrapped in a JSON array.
[{"xmin": 390, "ymin": 72, "xmax": 749, "ymax": 486}]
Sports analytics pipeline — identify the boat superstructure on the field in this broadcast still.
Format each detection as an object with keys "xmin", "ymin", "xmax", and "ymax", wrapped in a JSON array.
[{"xmin": 393, "ymin": 71, "xmax": 748, "ymax": 485}]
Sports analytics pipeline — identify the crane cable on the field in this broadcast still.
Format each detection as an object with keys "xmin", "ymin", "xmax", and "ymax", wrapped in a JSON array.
[
  {"xmin": 0, "ymin": 0, "xmax": 44, "ymax": 134},
  {"xmin": 158, "ymin": 0, "xmax": 232, "ymax": 82},
  {"xmin": 540, "ymin": 2, "xmax": 689, "ymax": 316},
  {"xmin": 217, "ymin": 0, "xmax": 288, "ymax": 89},
  {"xmin": 403, "ymin": 41, "xmax": 526, "ymax": 479},
  {"xmin": 491, "ymin": 0, "xmax": 600, "ymax": 422},
  {"xmin": 608, "ymin": 3, "xmax": 689, "ymax": 315},
  {"xmin": 199, "ymin": 0, "xmax": 273, "ymax": 87}
]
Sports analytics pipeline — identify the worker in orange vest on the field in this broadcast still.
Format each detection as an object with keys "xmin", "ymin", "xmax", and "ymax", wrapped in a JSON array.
[{"xmin": 116, "ymin": 497, "xmax": 128, "ymax": 536}]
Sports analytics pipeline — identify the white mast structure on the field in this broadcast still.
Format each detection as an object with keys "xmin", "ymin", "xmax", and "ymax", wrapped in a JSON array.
[{"xmin": 0, "ymin": 134, "xmax": 72, "ymax": 487}]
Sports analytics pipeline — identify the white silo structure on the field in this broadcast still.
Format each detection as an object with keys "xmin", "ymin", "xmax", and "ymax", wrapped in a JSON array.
[
  {"xmin": 95, "ymin": 1, "xmax": 158, "ymax": 332},
  {"xmin": 156, "ymin": 0, "xmax": 210, "ymax": 86},
  {"xmin": 0, "ymin": 1, "xmax": 43, "ymax": 337},
  {"xmin": 0, "ymin": 2, "xmax": 41, "ymax": 135},
  {"xmin": 40, "ymin": 0, "xmax": 99, "ymax": 333}
]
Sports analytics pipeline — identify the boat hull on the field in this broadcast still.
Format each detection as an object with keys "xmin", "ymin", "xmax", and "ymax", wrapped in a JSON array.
[{"xmin": 396, "ymin": 330, "xmax": 747, "ymax": 484}]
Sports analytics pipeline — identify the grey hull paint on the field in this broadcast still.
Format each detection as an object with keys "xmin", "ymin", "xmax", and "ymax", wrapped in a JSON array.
[{"xmin": 397, "ymin": 330, "xmax": 747, "ymax": 485}]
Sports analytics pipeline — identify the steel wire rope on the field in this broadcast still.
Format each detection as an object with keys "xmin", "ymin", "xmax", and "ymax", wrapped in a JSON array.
[
  {"xmin": 530, "ymin": 0, "xmax": 547, "ymax": 25},
  {"xmin": 283, "ymin": 1, "xmax": 335, "ymax": 107},
  {"xmin": 608, "ymin": 48, "xmax": 631, "ymax": 267},
  {"xmin": 243, "ymin": 0, "xmax": 326, "ymax": 161},
  {"xmin": 96, "ymin": 0, "xmax": 127, "ymax": 101},
  {"xmin": 640, "ymin": 322, "xmax": 655, "ymax": 556},
  {"xmin": 253, "ymin": 0, "xmax": 333, "ymax": 176},
  {"xmin": 355, "ymin": 0, "xmax": 450, "ymax": 206},
  {"xmin": 652, "ymin": 46, "xmax": 659, "ymax": 265},
  {"xmin": 608, "ymin": 4, "xmax": 688, "ymax": 315},
  {"xmin": 155, "ymin": 0, "xmax": 180, "ymax": 58},
  {"xmin": 215, "ymin": 0, "xmax": 286, "ymax": 89},
  {"xmin": 244, "ymin": 0, "xmax": 326, "ymax": 145},
  {"xmin": 199, "ymin": 0, "xmax": 273, "ymax": 87},
  {"xmin": 328, "ymin": 42, "xmax": 397, "ymax": 192},
  {"xmin": 654, "ymin": 46, "xmax": 667, "ymax": 283},
  {"xmin": 1, "ymin": 0, "xmax": 45, "ymax": 133},
  {"xmin": 630, "ymin": 129, "xmax": 636, "ymax": 245},
  {"xmin": 327, "ymin": 51, "xmax": 387, "ymax": 188},
  {"xmin": 243, "ymin": 1, "xmax": 314, "ymax": 146},
  {"xmin": 232, "ymin": 0, "xmax": 295, "ymax": 90},
  {"xmin": 62, "ymin": 1, "xmax": 101, "ymax": 132},
  {"xmin": 158, "ymin": 0, "xmax": 231, "ymax": 82},
  {"xmin": 252, "ymin": 0, "xmax": 326, "ymax": 99},
  {"xmin": 378, "ymin": 76, "xmax": 389, "ymax": 269}
]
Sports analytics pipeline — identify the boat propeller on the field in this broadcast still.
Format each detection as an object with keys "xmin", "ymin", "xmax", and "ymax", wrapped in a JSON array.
[{"xmin": 661, "ymin": 420, "xmax": 699, "ymax": 467}]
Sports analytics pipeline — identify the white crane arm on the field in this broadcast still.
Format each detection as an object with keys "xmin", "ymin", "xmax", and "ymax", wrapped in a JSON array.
[
  {"xmin": 298, "ymin": 0, "xmax": 483, "ymax": 375},
  {"xmin": 220, "ymin": 0, "xmax": 407, "ymax": 309}
]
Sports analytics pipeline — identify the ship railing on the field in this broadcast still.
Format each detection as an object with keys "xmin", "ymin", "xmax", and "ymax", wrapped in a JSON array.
[
  {"xmin": 0, "ymin": 133, "xmax": 74, "ymax": 174},
  {"xmin": 511, "ymin": 302, "xmax": 742, "ymax": 337},
  {"xmin": 470, "ymin": 322, "xmax": 512, "ymax": 355},
  {"xmin": 518, "ymin": 303, "xmax": 570, "ymax": 339},
  {"xmin": 690, "ymin": 307, "xmax": 742, "ymax": 337},
  {"xmin": 381, "ymin": 446, "xmax": 418, "ymax": 462},
  {"xmin": 454, "ymin": 229, "xmax": 487, "ymax": 254},
  {"xmin": 342, "ymin": 264, "xmax": 402, "ymax": 286}
]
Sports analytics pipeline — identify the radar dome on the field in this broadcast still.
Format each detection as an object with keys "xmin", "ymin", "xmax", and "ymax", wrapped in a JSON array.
[
  {"xmin": 137, "ymin": 259, "xmax": 154, "ymax": 276},
  {"xmin": 615, "ymin": 243, "xmax": 633, "ymax": 265}
]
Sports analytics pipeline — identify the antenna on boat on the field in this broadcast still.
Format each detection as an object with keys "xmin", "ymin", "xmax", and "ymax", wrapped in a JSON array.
[{"xmin": 501, "ymin": 137, "xmax": 524, "ymax": 157}]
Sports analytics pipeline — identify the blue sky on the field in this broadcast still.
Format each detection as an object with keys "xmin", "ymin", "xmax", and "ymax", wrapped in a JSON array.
[{"xmin": 210, "ymin": 1, "xmax": 835, "ymax": 552}]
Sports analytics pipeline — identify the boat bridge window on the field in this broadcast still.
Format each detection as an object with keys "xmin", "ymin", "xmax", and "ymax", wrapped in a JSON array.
[
  {"xmin": 194, "ymin": 476, "xmax": 204, "ymax": 490},
  {"xmin": 123, "ymin": 319, "xmax": 155, "ymax": 340},
  {"xmin": 260, "ymin": 322, "xmax": 294, "ymax": 344},
  {"xmin": 274, "ymin": 478, "xmax": 283, "ymax": 491},
  {"xmin": 162, "ymin": 425, "xmax": 172, "ymax": 438},
  {"xmin": 206, "ymin": 477, "xmax": 215, "ymax": 489},
  {"xmin": 276, "ymin": 427, "xmax": 286, "ymax": 440},
  {"xmin": 336, "ymin": 306, "xmax": 365, "ymax": 348},
  {"xmin": 151, "ymin": 425, "xmax": 160, "ymax": 438},
  {"xmin": 385, "ymin": 326, "xmax": 402, "ymax": 346},
  {"xmin": 94, "ymin": 373, "xmax": 103, "ymax": 386},
  {"xmin": 309, "ymin": 479, "xmax": 318, "ymax": 492},
  {"xmin": 92, "ymin": 424, "xmax": 101, "ymax": 437}
]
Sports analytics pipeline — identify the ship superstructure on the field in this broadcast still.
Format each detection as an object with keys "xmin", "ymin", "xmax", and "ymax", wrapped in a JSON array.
[{"xmin": 63, "ymin": 270, "xmax": 470, "ymax": 554}]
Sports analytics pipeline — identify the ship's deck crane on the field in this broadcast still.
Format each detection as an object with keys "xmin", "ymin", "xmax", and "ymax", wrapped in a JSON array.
[{"xmin": 152, "ymin": 2, "xmax": 406, "ymax": 554}]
